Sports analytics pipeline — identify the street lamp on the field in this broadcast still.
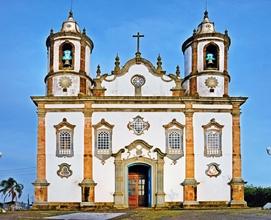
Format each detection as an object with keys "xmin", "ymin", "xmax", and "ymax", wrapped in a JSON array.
[{"xmin": 267, "ymin": 147, "xmax": 271, "ymax": 156}]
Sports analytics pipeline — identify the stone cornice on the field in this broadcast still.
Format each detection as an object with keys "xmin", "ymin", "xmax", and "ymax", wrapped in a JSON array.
[{"xmin": 31, "ymin": 95, "xmax": 247, "ymax": 107}]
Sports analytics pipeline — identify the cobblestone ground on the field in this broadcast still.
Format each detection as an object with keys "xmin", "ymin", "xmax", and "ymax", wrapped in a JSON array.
[{"xmin": 0, "ymin": 209, "xmax": 270, "ymax": 220}]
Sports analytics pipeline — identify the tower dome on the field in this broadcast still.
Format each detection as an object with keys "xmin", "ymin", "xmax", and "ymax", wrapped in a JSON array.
[
  {"xmin": 196, "ymin": 10, "xmax": 215, "ymax": 34},
  {"xmin": 61, "ymin": 11, "xmax": 81, "ymax": 33}
]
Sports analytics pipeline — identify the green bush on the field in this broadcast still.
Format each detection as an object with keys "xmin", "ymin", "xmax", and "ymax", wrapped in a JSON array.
[{"xmin": 245, "ymin": 185, "xmax": 271, "ymax": 207}]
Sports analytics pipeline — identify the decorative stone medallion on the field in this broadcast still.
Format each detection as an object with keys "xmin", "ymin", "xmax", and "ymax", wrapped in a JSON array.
[
  {"xmin": 127, "ymin": 115, "xmax": 150, "ymax": 135},
  {"xmin": 57, "ymin": 163, "xmax": 72, "ymax": 178},
  {"xmin": 205, "ymin": 163, "xmax": 221, "ymax": 177},
  {"xmin": 205, "ymin": 76, "xmax": 218, "ymax": 91},
  {"xmin": 59, "ymin": 76, "xmax": 72, "ymax": 91},
  {"xmin": 131, "ymin": 74, "xmax": 145, "ymax": 88}
]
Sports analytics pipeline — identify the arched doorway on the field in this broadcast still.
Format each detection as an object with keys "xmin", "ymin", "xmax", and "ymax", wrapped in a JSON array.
[{"xmin": 128, "ymin": 163, "xmax": 151, "ymax": 207}]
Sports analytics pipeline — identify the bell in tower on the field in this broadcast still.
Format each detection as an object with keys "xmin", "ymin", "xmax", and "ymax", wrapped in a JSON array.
[{"xmin": 45, "ymin": 11, "xmax": 94, "ymax": 96}]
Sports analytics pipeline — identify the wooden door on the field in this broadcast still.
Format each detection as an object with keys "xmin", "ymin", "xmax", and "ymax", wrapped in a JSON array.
[{"xmin": 128, "ymin": 173, "xmax": 147, "ymax": 207}]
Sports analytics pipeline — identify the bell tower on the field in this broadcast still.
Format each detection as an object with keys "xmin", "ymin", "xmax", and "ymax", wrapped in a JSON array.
[
  {"xmin": 45, "ymin": 11, "xmax": 94, "ymax": 96},
  {"xmin": 182, "ymin": 11, "xmax": 230, "ymax": 97}
]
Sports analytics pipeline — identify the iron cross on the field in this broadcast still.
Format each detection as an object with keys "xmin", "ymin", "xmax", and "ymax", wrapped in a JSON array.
[{"xmin": 133, "ymin": 32, "xmax": 144, "ymax": 53}]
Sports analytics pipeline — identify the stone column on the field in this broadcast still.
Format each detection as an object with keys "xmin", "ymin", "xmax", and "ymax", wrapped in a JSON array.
[
  {"xmin": 190, "ymin": 41, "xmax": 198, "ymax": 96},
  {"xmin": 155, "ymin": 150, "xmax": 166, "ymax": 208},
  {"xmin": 79, "ymin": 102, "xmax": 96, "ymax": 206},
  {"xmin": 33, "ymin": 103, "xmax": 49, "ymax": 206},
  {"xmin": 182, "ymin": 103, "xmax": 199, "ymax": 208},
  {"xmin": 113, "ymin": 149, "xmax": 125, "ymax": 208},
  {"xmin": 229, "ymin": 103, "xmax": 247, "ymax": 207}
]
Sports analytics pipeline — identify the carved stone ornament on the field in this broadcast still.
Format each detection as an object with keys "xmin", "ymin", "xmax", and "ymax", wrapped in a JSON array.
[
  {"xmin": 205, "ymin": 163, "xmax": 221, "ymax": 177},
  {"xmin": 59, "ymin": 76, "xmax": 72, "ymax": 90},
  {"xmin": 205, "ymin": 76, "xmax": 218, "ymax": 89},
  {"xmin": 127, "ymin": 115, "xmax": 150, "ymax": 135},
  {"xmin": 57, "ymin": 163, "xmax": 73, "ymax": 178}
]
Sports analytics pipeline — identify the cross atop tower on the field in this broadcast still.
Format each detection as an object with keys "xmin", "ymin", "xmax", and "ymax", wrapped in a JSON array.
[{"xmin": 133, "ymin": 32, "xmax": 144, "ymax": 54}]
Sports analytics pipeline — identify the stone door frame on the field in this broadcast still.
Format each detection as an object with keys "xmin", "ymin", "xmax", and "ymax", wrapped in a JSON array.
[{"xmin": 112, "ymin": 143, "xmax": 166, "ymax": 208}]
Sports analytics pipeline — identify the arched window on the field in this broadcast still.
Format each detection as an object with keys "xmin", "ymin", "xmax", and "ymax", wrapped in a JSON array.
[
  {"xmin": 163, "ymin": 119, "xmax": 184, "ymax": 164},
  {"xmin": 54, "ymin": 118, "xmax": 75, "ymax": 157},
  {"xmin": 204, "ymin": 43, "xmax": 219, "ymax": 70},
  {"xmin": 202, "ymin": 118, "xmax": 223, "ymax": 157},
  {"xmin": 59, "ymin": 42, "xmax": 74, "ymax": 69},
  {"xmin": 93, "ymin": 119, "xmax": 114, "ymax": 164}
]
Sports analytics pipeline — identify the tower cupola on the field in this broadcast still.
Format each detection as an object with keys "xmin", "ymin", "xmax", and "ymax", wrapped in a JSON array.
[
  {"xmin": 196, "ymin": 11, "xmax": 215, "ymax": 34},
  {"xmin": 45, "ymin": 11, "xmax": 94, "ymax": 97},
  {"xmin": 182, "ymin": 11, "xmax": 231, "ymax": 97},
  {"xmin": 61, "ymin": 11, "xmax": 81, "ymax": 33}
]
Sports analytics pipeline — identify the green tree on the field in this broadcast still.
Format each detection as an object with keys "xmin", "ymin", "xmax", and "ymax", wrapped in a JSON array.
[{"xmin": 0, "ymin": 177, "xmax": 24, "ymax": 203}]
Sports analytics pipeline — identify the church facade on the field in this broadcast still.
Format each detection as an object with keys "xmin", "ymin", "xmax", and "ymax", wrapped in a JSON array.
[{"xmin": 32, "ymin": 11, "xmax": 247, "ymax": 209}]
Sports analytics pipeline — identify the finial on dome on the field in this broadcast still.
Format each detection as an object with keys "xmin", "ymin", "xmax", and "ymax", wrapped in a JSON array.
[
  {"xmin": 68, "ymin": 10, "xmax": 73, "ymax": 18},
  {"xmin": 204, "ymin": 10, "xmax": 209, "ymax": 19},
  {"xmin": 176, "ymin": 65, "xmax": 180, "ymax": 77}
]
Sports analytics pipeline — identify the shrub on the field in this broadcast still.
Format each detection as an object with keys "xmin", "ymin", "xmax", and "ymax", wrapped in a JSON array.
[{"xmin": 245, "ymin": 185, "xmax": 271, "ymax": 207}]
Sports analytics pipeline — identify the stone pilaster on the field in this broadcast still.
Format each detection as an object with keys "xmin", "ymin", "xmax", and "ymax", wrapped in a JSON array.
[
  {"xmin": 33, "ymin": 103, "xmax": 49, "ymax": 205},
  {"xmin": 182, "ymin": 103, "xmax": 199, "ymax": 207},
  {"xmin": 229, "ymin": 103, "xmax": 247, "ymax": 207},
  {"xmin": 155, "ymin": 152, "xmax": 166, "ymax": 208},
  {"xmin": 79, "ymin": 102, "xmax": 96, "ymax": 206},
  {"xmin": 113, "ymin": 149, "xmax": 125, "ymax": 208},
  {"xmin": 190, "ymin": 41, "xmax": 198, "ymax": 96}
]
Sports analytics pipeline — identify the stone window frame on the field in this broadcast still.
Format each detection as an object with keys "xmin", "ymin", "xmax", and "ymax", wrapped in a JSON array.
[
  {"xmin": 93, "ymin": 119, "xmax": 114, "ymax": 164},
  {"xmin": 203, "ymin": 42, "xmax": 220, "ymax": 70},
  {"xmin": 59, "ymin": 41, "xmax": 75, "ymax": 70},
  {"xmin": 54, "ymin": 118, "xmax": 75, "ymax": 157},
  {"xmin": 163, "ymin": 119, "xmax": 184, "ymax": 164},
  {"xmin": 202, "ymin": 118, "xmax": 224, "ymax": 157}
]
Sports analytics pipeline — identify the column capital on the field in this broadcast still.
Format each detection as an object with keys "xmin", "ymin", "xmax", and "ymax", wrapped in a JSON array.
[
  {"xmin": 83, "ymin": 102, "xmax": 93, "ymax": 117},
  {"xmin": 37, "ymin": 103, "xmax": 46, "ymax": 118},
  {"xmin": 231, "ymin": 103, "xmax": 241, "ymax": 117}
]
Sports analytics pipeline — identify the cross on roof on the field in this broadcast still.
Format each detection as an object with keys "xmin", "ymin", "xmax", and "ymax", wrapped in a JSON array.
[{"xmin": 132, "ymin": 32, "xmax": 144, "ymax": 53}]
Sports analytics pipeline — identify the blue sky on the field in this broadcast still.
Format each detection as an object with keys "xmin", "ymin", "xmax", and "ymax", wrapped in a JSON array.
[{"xmin": 0, "ymin": 0, "xmax": 270, "ymax": 202}]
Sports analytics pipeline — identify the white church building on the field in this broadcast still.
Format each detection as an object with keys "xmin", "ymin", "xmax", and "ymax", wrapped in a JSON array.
[{"xmin": 32, "ymin": 10, "xmax": 247, "ymax": 209}]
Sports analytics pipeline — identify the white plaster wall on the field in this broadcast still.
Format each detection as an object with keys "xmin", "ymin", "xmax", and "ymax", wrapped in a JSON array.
[
  {"xmin": 102, "ymin": 64, "xmax": 175, "ymax": 96},
  {"xmin": 197, "ymin": 41, "xmax": 224, "ymax": 72},
  {"xmin": 85, "ymin": 45, "xmax": 90, "ymax": 75},
  {"xmin": 164, "ymin": 157, "xmax": 184, "ymax": 202},
  {"xmin": 182, "ymin": 80, "xmax": 189, "ymax": 94},
  {"xmin": 53, "ymin": 39, "xmax": 81, "ymax": 72},
  {"xmin": 52, "ymin": 74, "xmax": 80, "ymax": 96},
  {"xmin": 197, "ymin": 75, "xmax": 224, "ymax": 97},
  {"xmin": 184, "ymin": 46, "xmax": 192, "ymax": 77},
  {"xmin": 92, "ymin": 112, "xmax": 185, "ymax": 203},
  {"xmin": 45, "ymin": 112, "xmax": 84, "ymax": 202},
  {"xmin": 194, "ymin": 112, "xmax": 232, "ymax": 201}
]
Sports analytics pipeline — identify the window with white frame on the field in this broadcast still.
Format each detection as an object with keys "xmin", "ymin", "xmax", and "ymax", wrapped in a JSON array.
[
  {"xmin": 163, "ymin": 119, "xmax": 184, "ymax": 164},
  {"xmin": 93, "ymin": 119, "xmax": 114, "ymax": 164},
  {"xmin": 54, "ymin": 118, "xmax": 75, "ymax": 157},
  {"xmin": 202, "ymin": 118, "xmax": 223, "ymax": 157}
]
